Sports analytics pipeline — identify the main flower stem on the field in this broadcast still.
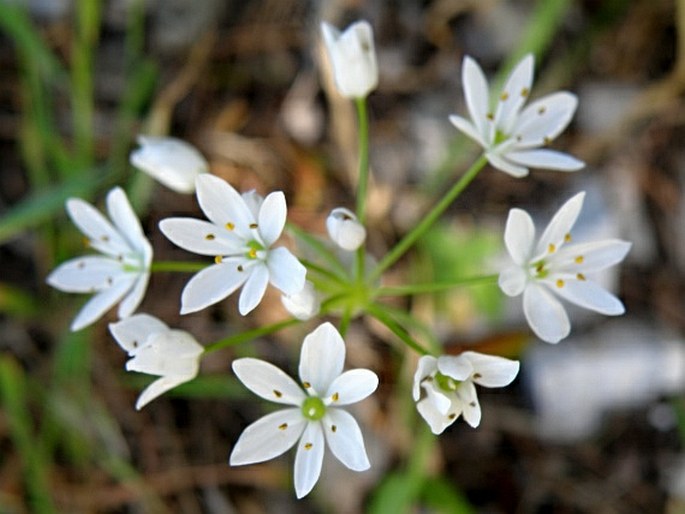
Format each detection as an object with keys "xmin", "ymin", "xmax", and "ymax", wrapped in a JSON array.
[
  {"xmin": 375, "ymin": 273, "xmax": 498, "ymax": 297},
  {"xmin": 204, "ymin": 318, "xmax": 301, "ymax": 354},
  {"xmin": 150, "ymin": 261, "xmax": 207, "ymax": 273},
  {"xmin": 367, "ymin": 303, "xmax": 431, "ymax": 356},
  {"xmin": 354, "ymin": 97, "xmax": 370, "ymax": 284},
  {"xmin": 369, "ymin": 154, "xmax": 488, "ymax": 283}
]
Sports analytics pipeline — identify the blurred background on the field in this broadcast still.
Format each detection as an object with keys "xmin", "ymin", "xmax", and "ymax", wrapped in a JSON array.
[{"xmin": 1, "ymin": 0, "xmax": 685, "ymax": 512}]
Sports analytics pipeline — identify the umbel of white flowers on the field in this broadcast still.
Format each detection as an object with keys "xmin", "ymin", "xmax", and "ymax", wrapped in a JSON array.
[
  {"xmin": 160, "ymin": 174, "xmax": 307, "ymax": 316},
  {"xmin": 130, "ymin": 135, "xmax": 209, "ymax": 194},
  {"xmin": 230, "ymin": 322, "xmax": 378, "ymax": 498},
  {"xmin": 498, "ymin": 191, "xmax": 632, "ymax": 343},
  {"xmin": 449, "ymin": 54, "xmax": 584, "ymax": 177},
  {"xmin": 321, "ymin": 20, "xmax": 378, "ymax": 99},
  {"xmin": 109, "ymin": 314, "xmax": 204, "ymax": 409},
  {"xmin": 46, "ymin": 187, "xmax": 152, "ymax": 331}
]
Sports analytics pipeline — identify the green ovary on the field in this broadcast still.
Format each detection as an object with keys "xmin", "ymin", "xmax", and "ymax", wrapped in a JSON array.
[
  {"xmin": 434, "ymin": 372, "xmax": 461, "ymax": 392},
  {"xmin": 301, "ymin": 396, "xmax": 326, "ymax": 421}
]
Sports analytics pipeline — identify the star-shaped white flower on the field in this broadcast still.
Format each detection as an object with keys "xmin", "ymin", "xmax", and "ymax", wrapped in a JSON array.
[
  {"xmin": 413, "ymin": 352, "xmax": 519, "ymax": 434},
  {"xmin": 46, "ymin": 187, "xmax": 152, "ymax": 331},
  {"xmin": 449, "ymin": 54, "xmax": 584, "ymax": 177},
  {"xmin": 130, "ymin": 135, "xmax": 209, "ymax": 194},
  {"xmin": 229, "ymin": 322, "xmax": 378, "ymax": 498},
  {"xmin": 109, "ymin": 314, "xmax": 204, "ymax": 409},
  {"xmin": 159, "ymin": 174, "xmax": 307, "ymax": 315},
  {"xmin": 498, "ymin": 192, "xmax": 632, "ymax": 343},
  {"xmin": 321, "ymin": 20, "xmax": 378, "ymax": 99}
]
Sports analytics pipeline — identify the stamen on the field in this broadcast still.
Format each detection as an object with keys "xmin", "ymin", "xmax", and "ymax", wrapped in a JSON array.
[
  {"xmin": 473, "ymin": 373, "xmax": 482, "ymax": 379},
  {"xmin": 576, "ymin": 273, "xmax": 586, "ymax": 281},
  {"xmin": 237, "ymin": 264, "xmax": 244, "ymax": 272},
  {"xmin": 249, "ymin": 223, "xmax": 258, "ymax": 229},
  {"xmin": 273, "ymin": 390, "xmax": 283, "ymax": 398},
  {"xmin": 469, "ymin": 401, "xmax": 477, "ymax": 407},
  {"xmin": 331, "ymin": 425, "xmax": 337, "ymax": 433},
  {"xmin": 304, "ymin": 442, "xmax": 313, "ymax": 450},
  {"xmin": 538, "ymin": 106, "xmax": 546, "ymax": 115},
  {"xmin": 564, "ymin": 233, "xmax": 572, "ymax": 243},
  {"xmin": 225, "ymin": 222, "xmax": 235, "ymax": 231},
  {"xmin": 448, "ymin": 413, "xmax": 457, "ymax": 420},
  {"xmin": 575, "ymin": 256, "xmax": 584, "ymax": 264},
  {"xmin": 278, "ymin": 423, "xmax": 288, "ymax": 430},
  {"xmin": 107, "ymin": 277, "xmax": 113, "ymax": 286},
  {"xmin": 132, "ymin": 340, "xmax": 138, "ymax": 348},
  {"xmin": 486, "ymin": 112, "xmax": 494, "ymax": 121},
  {"xmin": 83, "ymin": 237, "xmax": 91, "ymax": 247},
  {"xmin": 556, "ymin": 279, "xmax": 565, "ymax": 288},
  {"xmin": 101, "ymin": 235, "xmax": 110, "ymax": 242},
  {"xmin": 303, "ymin": 381, "xmax": 311, "ymax": 389},
  {"xmin": 500, "ymin": 91, "xmax": 509, "ymax": 101},
  {"xmin": 521, "ymin": 87, "xmax": 529, "ymax": 97},
  {"xmin": 543, "ymin": 136, "xmax": 551, "ymax": 145},
  {"xmin": 548, "ymin": 243, "xmax": 556, "ymax": 254},
  {"xmin": 215, "ymin": 256, "xmax": 223, "ymax": 264},
  {"xmin": 205, "ymin": 234, "xmax": 215, "ymax": 240},
  {"xmin": 331, "ymin": 392, "xmax": 339, "ymax": 402}
]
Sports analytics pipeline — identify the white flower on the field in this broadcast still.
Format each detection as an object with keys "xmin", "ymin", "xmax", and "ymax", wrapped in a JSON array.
[
  {"xmin": 230, "ymin": 322, "xmax": 378, "ymax": 498},
  {"xmin": 130, "ymin": 135, "xmax": 209, "ymax": 194},
  {"xmin": 46, "ymin": 187, "xmax": 152, "ymax": 331},
  {"xmin": 449, "ymin": 54, "xmax": 584, "ymax": 177},
  {"xmin": 499, "ymin": 192, "xmax": 632, "ymax": 343},
  {"xmin": 109, "ymin": 314, "xmax": 204, "ymax": 410},
  {"xmin": 321, "ymin": 20, "xmax": 378, "ymax": 99},
  {"xmin": 326, "ymin": 207, "xmax": 366, "ymax": 251},
  {"xmin": 159, "ymin": 174, "xmax": 306, "ymax": 316},
  {"xmin": 413, "ymin": 352, "xmax": 519, "ymax": 434},
  {"xmin": 281, "ymin": 280, "xmax": 320, "ymax": 320}
]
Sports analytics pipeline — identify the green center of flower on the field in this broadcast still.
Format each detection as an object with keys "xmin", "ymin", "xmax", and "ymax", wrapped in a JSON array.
[
  {"xmin": 434, "ymin": 372, "xmax": 461, "ymax": 392},
  {"xmin": 493, "ymin": 128, "xmax": 509, "ymax": 145},
  {"xmin": 301, "ymin": 396, "xmax": 326, "ymax": 421},
  {"xmin": 532, "ymin": 259, "xmax": 548, "ymax": 279},
  {"xmin": 246, "ymin": 240, "xmax": 265, "ymax": 260}
]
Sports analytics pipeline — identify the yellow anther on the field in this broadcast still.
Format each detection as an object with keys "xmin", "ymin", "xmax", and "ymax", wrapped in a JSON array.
[
  {"xmin": 304, "ymin": 442, "xmax": 313, "ymax": 450},
  {"xmin": 548, "ymin": 243, "xmax": 556, "ymax": 254},
  {"xmin": 303, "ymin": 381, "xmax": 311, "ymax": 389},
  {"xmin": 521, "ymin": 87, "xmax": 529, "ymax": 97},
  {"xmin": 331, "ymin": 425, "xmax": 337, "ymax": 433},
  {"xmin": 538, "ymin": 106, "xmax": 546, "ymax": 115},
  {"xmin": 278, "ymin": 423, "xmax": 288, "ymax": 430},
  {"xmin": 486, "ymin": 112, "xmax": 494, "ymax": 121},
  {"xmin": 448, "ymin": 413, "xmax": 457, "ymax": 420},
  {"xmin": 473, "ymin": 373, "xmax": 482, "ymax": 379},
  {"xmin": 83, "ymin": 237, "xmax": 91, "ymax": 247},
  {"xmin": 575, "ymin": 255, "xmax": 584, "ymax": 264},
  {"xmin": 576, "ymin": 273, "xmax": 586, "ymax": 281},
  {"xmin": 564, "ymin": 233, "xmax": 572, "ymax": 243},
  {"xmin": 543, "ymin": 136, "xmax": 551, "ymax": 145},
  {"xmin": 273, "ymin": 390, "xmax": 282, "ymax": 398},
  {"xmin": 248, "ymin": 248, "xmax": 257, "ymax": 259},
  {"xmin": 331, "ymin": 392, "xmax": 339, "ymax": 402},
  {"xmin": 249, "ymin": 223, "xmax": 258, "ymax": 229},
  {"xmin": 500, "ymin": 91, "xmax": 509, "ymax": 101},
  {"xmin": 215, "ymin": 256, "xmax": 223, "ymax": 264},
  {"xmin": 556, "ymin": 279, "xmax": 565, "ymax": 288},
  {"xmin": 225, "ymin": 222, "xmax": 235, "ymax": 231},
  {"xmin": 205, "ymin": 234, "xmax": 215, "ymax": 240}
]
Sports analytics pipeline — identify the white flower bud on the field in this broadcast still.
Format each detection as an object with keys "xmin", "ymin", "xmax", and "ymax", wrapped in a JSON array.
[
  {"xmin": 281, "ymin": 281, "xmax": 320, "ymax": 320},
  {"xmin": 130, "ymin": 136, "xmax": 209, "ymax": 194},
  {"xmin": 321, "ymin": 20, "xmax": 378, "ymax": 99},
  {"xmin": 326, "ymin": 207, "xmax": 366, "ymax": 251}
]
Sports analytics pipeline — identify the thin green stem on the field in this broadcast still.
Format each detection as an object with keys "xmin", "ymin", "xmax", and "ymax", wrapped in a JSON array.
[
  {"xmin": 377, "ymin": 303, "xmax": 440, "ymax": 352},
  {"xmin": 367, "ymin": 303, "xmax": 431, "ymax": 356},
  {"xmin": 376, "ymin": 274, "xmax": 498, "ymax": 297},
  {"xmin": 370, "ymin": 155, "xmax": 488, "ymax": 282},
  {"xmin": 204, "ymin": 318, "xmax": 301, "ymax": 354},
  {"xmin": 354, "ymin": 97, "xmax": 370, "ymax": 286},
  {"xmin": 150, "ymin": 261, "xmax": 207, "ymax": 273},
  {"xmin": 299, "ymin": 258, "xmax": 346, "ymax": 285},
  {"xmin": 287, "ymin": 223, "xmax": 349, "ymax": 279},
  {"xmin": 339, "ymin": 307, "xmax": 353, "ymax": 337}
]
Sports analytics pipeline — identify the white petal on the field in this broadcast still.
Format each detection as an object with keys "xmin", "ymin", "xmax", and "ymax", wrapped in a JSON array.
[
  {"xmin": 552, "ymin": 279, "xmax": 625, "ymax": 315},
  {"xmin": 504, "ymin": 208, "xmax": 535, "ymax": 265},
  {"xmin": 416, "ymin": 395, "xmax": 459, "ymax": 435},
  {"xmin": 324, "ymin": 369, "xmax": 378, "ymax": 406},
  {"xmin": 232, "ymin": 358, "xmax": 307, "ymax": 405},
  {"xmin": 326, "ymin": 207, "xmax": 367, "ymax": 251},
  {"xmin": 498, "ymin": 266, "xmax": 528, "ymax": 297},
  {"xmin": 46, "ymin": 256, "xmax": 125, "ymax": 292},
  {"xmin": 322, "ymin": 21, "xmax": 378, "ymax": 98},
  {"xmin": 413, "ymin": 355, "xmax": 438, "ymax": 400},
  {"xmin": 267, "ymin": 247, "xmax": 307, "ymax": 295},
  {"xmin": 462, "ymin": 56, "xmax": 491, "ymax": 143},
  {"xmin": 195, "ymin": 174, "xmax": 255, "ymax": 239},
  {"xmin": 117, "ymin": 272, "xmax": 150, "ymax": 319},
  {"xmin": 437, "ymin": 355, "xmax": 473, "ymax": 381},
  {"xmin": 238, "ymin": 264, "xmax": 270, "ymax": 315},
  {"xmin": 486, "ymin": 152, "xmax": 529, "ymax": 177},
  {"xmin": 494, "ymin": 54, "xmax": 534, "ymax": 134},
  {"xmin": 556, "ymin": 239, "xmax": 631, "ymax": 273},
  {"xmin": 241, "ymin": 190, "xmax": 264, "ymax": 219},
  {"xmin": 422, "ymin": 381, "xmax": 452, "ymax": 415},
  {"xmin": 299, "ymin": 322, "xmax": 345, "ymax": 397},
  {"xmin": 534, "ymin": 192, "xmax": 585, "ymax": 258},
  {"xmin": 135, "ymin": 375, "xmax": 188, "ymax": 410},
  {"xmin": 180, "ymin": 262, "xmax": 248, "ymax": 314},
  {"xmin": 66, "ymin": 198, "xmax": 131, "ymax": 257},
  {"xmin": 281, "ymin": 280, "xmax": 320, "ymax": 320},
  {"xmin": 460, "ymin": 351, "xmax": 520, "ymax": 387},
  {"xmin": 70, "ymin": 275, "xmax": 136, "ymax": 331},
  {"xmin": 457, "ymin": 381, "xmax": 481, "ymax": 428},
  {"xmin": 106, "ymin": 187, "xmax": 147, "ymax": 254},
  {"xmin": 523, "ymin": 283, "xmax": 571, "ymax": 343},
  {"xmin": 506, "ymin": 149, "xmax": 584, "ymax": 171},
  {"xmin": 322, "ymin": 409, "xmax": 370, "ymax": 471},
  {"xmin": 514, "ymin": 92, "xmax": 578, "ymax": 147},
  {"xmin": 125, "ymin": 331, "xmax": 202, "ymax": 375},
  {"xmin": 448, "ymin": 114, "xmax": 486, "ymax": 148},
  {"xmin": 294, "ymin": 422, "xmax": 325, "ymax": 498},
  {"xmin": 159, "ymin": 218, "xmax": 243, "ymax": 256},
  {"xmin": 108, "ymin": 313, "xmax": 168, "ymax": 354},
  {"xmin": 230, "ymin": 408, "xmax": 306, "ymax": 466},
  {"xmin": 258, "ymin": 191, "xmax": 287, "ymax": 247}
]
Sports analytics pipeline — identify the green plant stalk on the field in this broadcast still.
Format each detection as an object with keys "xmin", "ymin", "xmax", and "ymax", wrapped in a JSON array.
[
  {"xmin": 149, "ymin": 261, "xmax": 207, "ymax": 273},
  {"xmin": 287, "ymin": 223, "xmax": 349, "ymax": 279},
  {"xmin": 367, "ymin": 303, "xmax": 431, "ymax": 356},
  {"xmin": 376, "ymin": 274, "xmax": 499, "ymax": 297},
  {"xmin": 354, "ymin": 97, "xmax": 371, "ymax": 284},
  {"xmin": 370, "ymin": 155, "xmax": 488, "ymax": 281},
  {"xmin": 204, "ymin": 318, "xmax": 301, "ymax": 353},
  {"xmin": 376, "ymin": 303, "xmax": 441, "ymax": 352}
]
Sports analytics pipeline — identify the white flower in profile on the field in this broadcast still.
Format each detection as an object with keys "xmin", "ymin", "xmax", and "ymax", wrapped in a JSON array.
[
  {"xmin": 109, "ymin": 314, "xmax": 204, "ymax": 410},
  {"xmin": 413, "ymin": 352, "xmax": 519, "ymax": 434},
  {"xmin": 159, "ymin": 174, "xmax": 306, "ymax": 316},
  {"xmin": 498, "ymin": 192, "xmax": 632, "ymax": 343},
  {"xmin": 281, "ymin": 280, "xmax": 320, "ymax": 320},
  {"xmin": 449, "ymin": 54, "xmax": 584, "ymax": 177},
  {"xmin": 46, "ymin": 187, "xmax": 152, "ymax": 331},
  {"xmin": 326, "ymin": 207, "xmax": 366, "ymax": 251},
  {"xmin": 321, "ymin": 20, "xmax": 378, "ymax": 99},
  {"xmin": 130, "ymin": 135, "xmax": 209, "ymax": 194},
  {"xmin": 230, "ymin": 322, "xmax": 378, "ymax": 498}
]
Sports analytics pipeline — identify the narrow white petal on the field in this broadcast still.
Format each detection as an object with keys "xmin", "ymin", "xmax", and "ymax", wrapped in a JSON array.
[
  {"xmin": 324, "ymin": 369, "xmax": 378, "ymax": 406},
  {"xmin": 504, "ymin": 208, "xmax": 535, "ymax": 265},
  {"xmin": 522, "ymin": 283, "xmax": 571, "ymax": 343},
  {"xmin": 457, "ymin": 381, "xmax": 481, "ymax": 428},
  {"xmin": 281, "ymin": 280, "xmax": 320, "ymax": 320},
  {"xmin": 437, "ymin": 355, "xmax": 473, "ymax": 381},
  {"xmin": 412, "ymin": 355, "xmax": 438, "ymax": 401},
  {"xmin": 555, "ymin": 240, "xmax": 631, "ymax": 273},
  {"xmin": 506, "ymin": 149, "xmax": 584, "ymax": 171},
  {"xmin": 514, "ymin": 92, "xmax": 578, "ymax": 146},
  {"xmin": 66, "ymin": 198, "xmax": 131, "ymax": 256},
  {"xmin": 117, "ymin": 272, "xmax": 150, "ymax": 319},
  {"xmin": 195, "ymin": 175, "xmax": 255, "ymax": 239},
  {"xmin": 232, "ymin": 358, "xmax": 306, "ymax": 405},
  {"xmin": 552, "ymin": 279, "xmax": 625, "ymax": 315},
  {"xmin": 299, "ymin": 322, "xmax": 345, "ymax": 397},
  {"xmin": 267, "ymin": 247, "xmax": 307, "ymax": 295},
  {"xmin": 323, "ymin": 409, "xmax": 370, "ymax": 471},
  {"xmin": 70, "ymin": 275, "xmax": 136, "ymax": 331},
  {"xmin": 106, "ymin": 188, "xmax": 147, "ymax": 254},
  {"xmin": 422, "ymin": 381, "xmax": 452, "ymax": 415},
  {"xmin": 534, "ymin": 192, "xmax": 585, "ymax": 258},
  {"xmin": 460, "ymin": 351, "xmax": 520, "ymax": 387},
  {"xmin": 462, "ymin": 56, "xmax": 491, "ymax": 143},
  {"xmin": 487, "ymin": 153, "xmax": 529, "ymax": 177},
  {"xmin": 180, "ymin": 262, "xmax": 248, "ymax": 314},
  {"xmin": 46, "ymin": 256, "xmax": 124, "ymax": 292},
  {"xmin": 238, "ymin": 264, "xmax": 269, "ymax": 315},
  {"xmin": 135, "ymin": 375, "xmax": 188, "ymax": 410},
  {"xmin": 417, "ymin": 395, "xmax": 459, "ymax": 435},
  {"xmin": 294, "ymin": 422, "xmax": 325, "ymax": 498},
  {"xmin": 494, "ymin": 54, "xmax": 534, "ymax": 134},
  {"xmin": 109, "ymin": 313, "xmax": 168, "ymax": 354},
  {"xmin": 498, "ymin": 266, "xmax": 528, "ymax": 297},
  {"xmin": 159, "ymin": 218, "xmax": 243, "ymax": 256},
  {"xmin": 448, "ymin": 115, "xmax": 486, "ymax": 148},
  {"xmin": 230, "ymin": 408, "xmax": 306, "ymax": 466},
  {"xmin": 241, "ymin": 190, "xmax": 264, "ymax": 219},
  {"xmin": 258, "ymin": 191, "xmax": 287, "ymax": 247}
]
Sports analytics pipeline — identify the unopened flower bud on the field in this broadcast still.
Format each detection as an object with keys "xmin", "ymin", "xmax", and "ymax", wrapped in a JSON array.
[
  {"xmin": 281, "ymin": 281, "xmax": 320, "ymax": 320},
  {"xmin": 326, "ymin": 207, "xmax": 366, "ymax": 251}
]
